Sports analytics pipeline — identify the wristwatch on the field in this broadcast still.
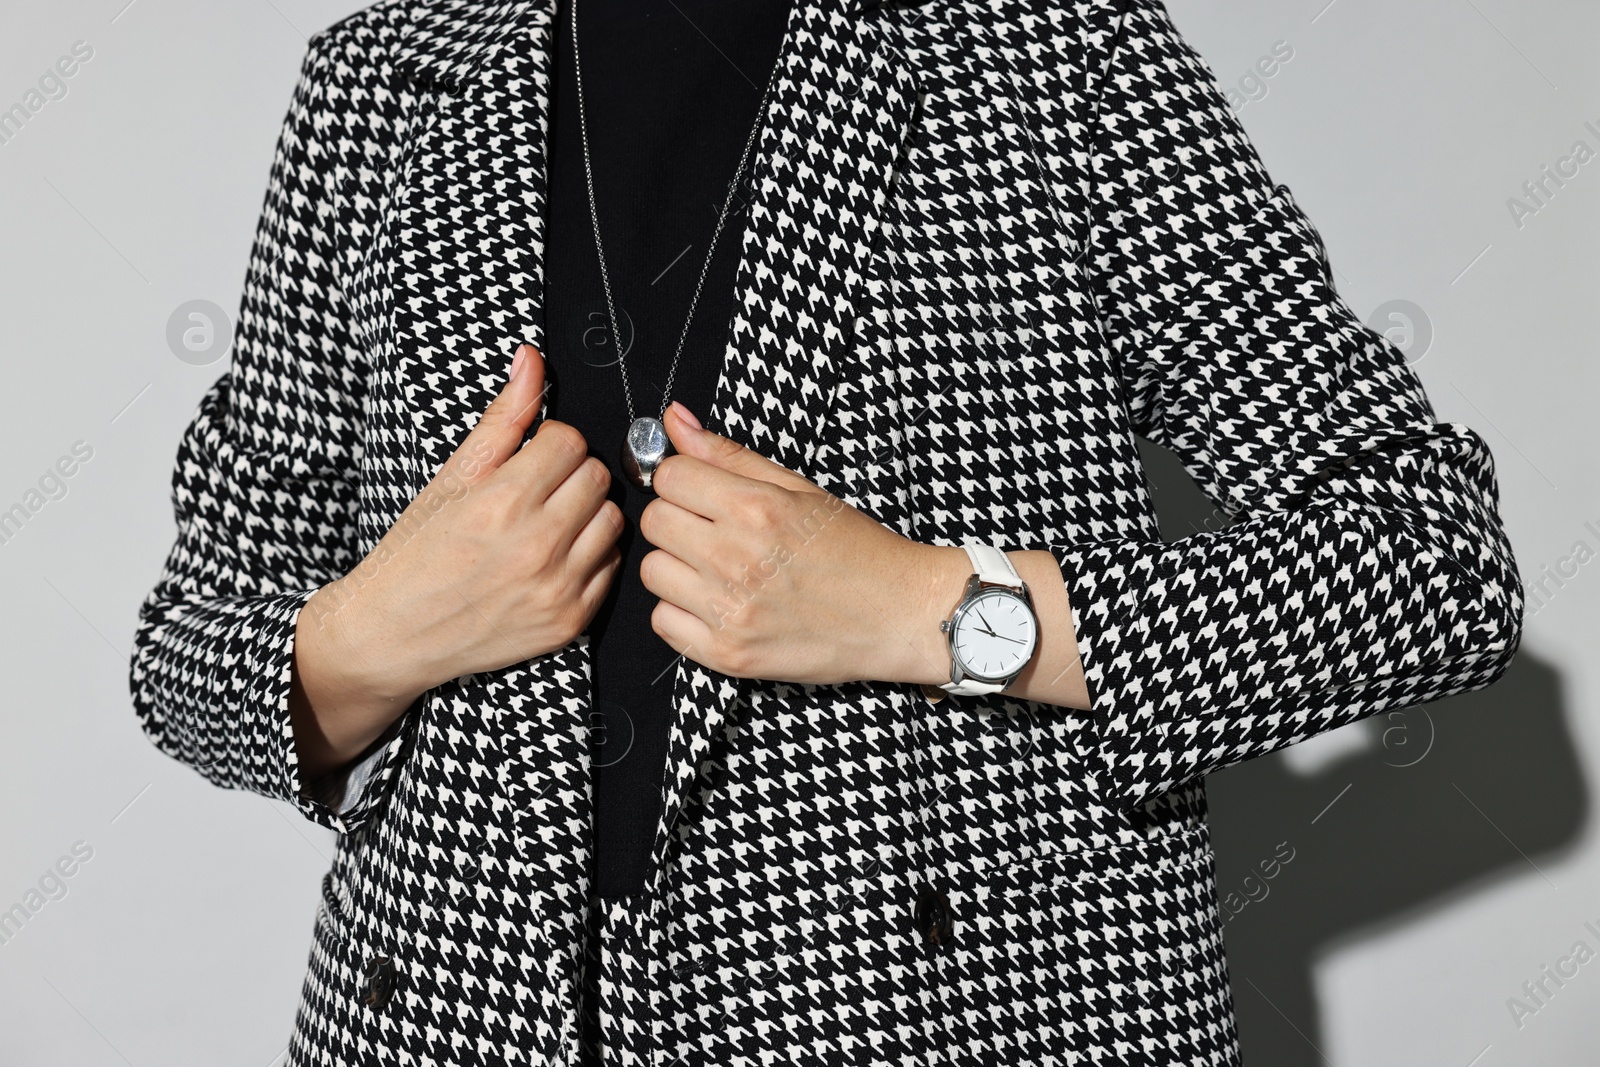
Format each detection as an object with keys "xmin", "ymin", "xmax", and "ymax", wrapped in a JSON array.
[{"xmin": 924, "ymin": 542, "xmax": 1040, "ymax": 701}]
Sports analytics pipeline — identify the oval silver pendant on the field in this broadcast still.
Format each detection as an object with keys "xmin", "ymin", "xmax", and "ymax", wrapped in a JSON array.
[{"xmin": 622, "ymin": 416, "xmax": 673, "ymax": 491}]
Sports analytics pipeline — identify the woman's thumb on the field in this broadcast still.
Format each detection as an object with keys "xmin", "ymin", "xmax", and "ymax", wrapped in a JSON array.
[
  {"xmin": 452, "ymin": 343, "xmax": 547, "ymax": 477},
  {"xmin": 506, "ymin": 343, "xmax": 546, "ymax": 412}
]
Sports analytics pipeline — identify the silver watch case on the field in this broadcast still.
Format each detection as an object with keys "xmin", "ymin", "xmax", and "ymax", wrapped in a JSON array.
[{"xmin": 939, "ymin": 575, "xmax": 1038, "ymax": 687}]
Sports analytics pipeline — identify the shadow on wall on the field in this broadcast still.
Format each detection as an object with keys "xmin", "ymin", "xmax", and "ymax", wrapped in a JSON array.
[{"xmin": 1135, "ymin": 436, "xmax": 1587, "ymax": 1066}]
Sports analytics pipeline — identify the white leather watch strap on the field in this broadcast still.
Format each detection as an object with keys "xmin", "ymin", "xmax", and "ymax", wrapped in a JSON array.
[
  {"xmin": 941, "ymin": 675, "xmax": 1009, "ymax": 697},
  {"xmin": 962, "ymin": 541, "xmax": 1023, "ymax": 590}
]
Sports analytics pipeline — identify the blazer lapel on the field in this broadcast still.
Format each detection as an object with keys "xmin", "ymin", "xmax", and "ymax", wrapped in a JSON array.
[
  {"xmin": 646, "ymin": 0, "xmax": 922, "ymax": 898},
  {"xmin": 390, "ymin": 0, "xmax": 555, "ymax": 484}
]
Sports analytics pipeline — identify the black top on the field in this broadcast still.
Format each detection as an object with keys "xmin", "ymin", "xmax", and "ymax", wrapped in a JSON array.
[{"xmin": 542, "ymin": 0, "xmax": 792, "ymax": 900}]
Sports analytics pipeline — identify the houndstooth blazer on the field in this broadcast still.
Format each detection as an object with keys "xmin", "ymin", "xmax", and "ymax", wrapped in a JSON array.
[{"xmin": 129, "ymin": 0, "xmax": 1523, "ymax": 1063}]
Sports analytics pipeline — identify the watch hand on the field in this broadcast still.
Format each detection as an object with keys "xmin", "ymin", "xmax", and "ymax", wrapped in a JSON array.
[
  {"xmin": 975, "ymin": 608, "xmax": 1024, "ymax": 642},
  {"xmin": 972, "ymin": 619, "xmax": 1025, "ymax": 645}
]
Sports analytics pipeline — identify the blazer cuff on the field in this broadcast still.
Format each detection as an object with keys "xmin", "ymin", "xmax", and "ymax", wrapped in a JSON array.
[{"xmin": 305, "ymin": 710, "xmax": 413, "ymax": 820}]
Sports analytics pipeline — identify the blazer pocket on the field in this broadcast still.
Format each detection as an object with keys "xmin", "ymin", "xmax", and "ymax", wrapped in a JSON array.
[
  {"xmin": 657, "ymin": 872, "xmax": 938, "ymax": 1063},
  {"xmin": 315, "ymin": 865, "xmax": 393, "ymax": 973},
  {"xmin": 311, "ymin": 818, "xmax": 412, "ymax": 1024},
  {"xmin": 926, "ymin": 826, "xmax": 1233, "ymax": 1061},
  {"xmin": 307, "ymin": 868, "xmax": 374, "ymax": 1017},
  {"xmin": 316, "ymin": 868, "xmax": 354, "ymax": 944}
]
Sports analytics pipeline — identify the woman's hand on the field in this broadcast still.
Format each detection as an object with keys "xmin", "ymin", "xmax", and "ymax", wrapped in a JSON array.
[
  {"xmin": 290, "ymin": 344, "xmax": 623, "ymax": 778},
  {"xmin": 642, "ymin": 402, "xmax": 1092, "ymax": 710},
  {"xmin": 640, "ymin": 402, "xmax": 966, "ymax": 687}
]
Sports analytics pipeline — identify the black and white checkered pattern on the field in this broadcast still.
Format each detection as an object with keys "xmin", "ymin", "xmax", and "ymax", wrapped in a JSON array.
[{"xmin": 128, "ymin": 0, "xmax": 1523, "ymax": 1063}]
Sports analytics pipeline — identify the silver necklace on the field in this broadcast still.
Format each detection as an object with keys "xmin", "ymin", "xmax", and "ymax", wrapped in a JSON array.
[{"xmin": 570, "ymin": 0, "xmax": 777, "ymax": 491}]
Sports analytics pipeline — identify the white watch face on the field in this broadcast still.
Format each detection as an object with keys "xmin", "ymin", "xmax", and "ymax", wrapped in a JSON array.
[{"xmin": 951, "ymin": 589, "xmax": 1038, "ymax": 682}]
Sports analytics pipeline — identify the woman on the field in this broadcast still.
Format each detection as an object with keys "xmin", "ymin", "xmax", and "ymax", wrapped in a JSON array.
[{"xmin": 129, "ymin": 0, "xmax": 1523, "ymax": 1063}]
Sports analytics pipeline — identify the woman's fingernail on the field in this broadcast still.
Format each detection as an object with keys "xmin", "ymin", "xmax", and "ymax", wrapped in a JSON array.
[
  {"xmin": 669, "ymin": 400, "xmax": 702, "ymax": 430},
  {"xmin": 511, "ymin": 344, "xmax": 532, "ymax": 381}
]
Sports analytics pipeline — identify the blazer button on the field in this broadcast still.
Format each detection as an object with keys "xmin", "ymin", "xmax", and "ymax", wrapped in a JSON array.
[
  {"xmin": 914, "ymin": 888, "xmax": 954, "ymax": 946},
  {"xmin": 360, "ymin": 956, "xmax": 397, "ymax": 1010}
]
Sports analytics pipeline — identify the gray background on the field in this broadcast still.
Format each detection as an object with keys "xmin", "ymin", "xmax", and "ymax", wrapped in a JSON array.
[{"xmin": 0, "ymin": 0, "xmax": 1593, "ymax": 1064}]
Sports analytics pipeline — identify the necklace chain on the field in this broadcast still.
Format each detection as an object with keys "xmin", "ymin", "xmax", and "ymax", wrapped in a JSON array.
[{"xmin": 569, "ymin": 0, "xmax": 778, "ymax": 425}]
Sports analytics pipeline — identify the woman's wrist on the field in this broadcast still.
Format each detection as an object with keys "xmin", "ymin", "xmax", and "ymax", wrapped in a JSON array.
[
  {"xmin": 290, "ymin": 578, "xmax": 428, "ymax": 780},
  {"xmin": 869, "ymin": 544, "xmax": 1089, "ymax": 712},
  {"xmin": 874, "ymin": 541, "xmax": 970, "ymax": 688}
]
